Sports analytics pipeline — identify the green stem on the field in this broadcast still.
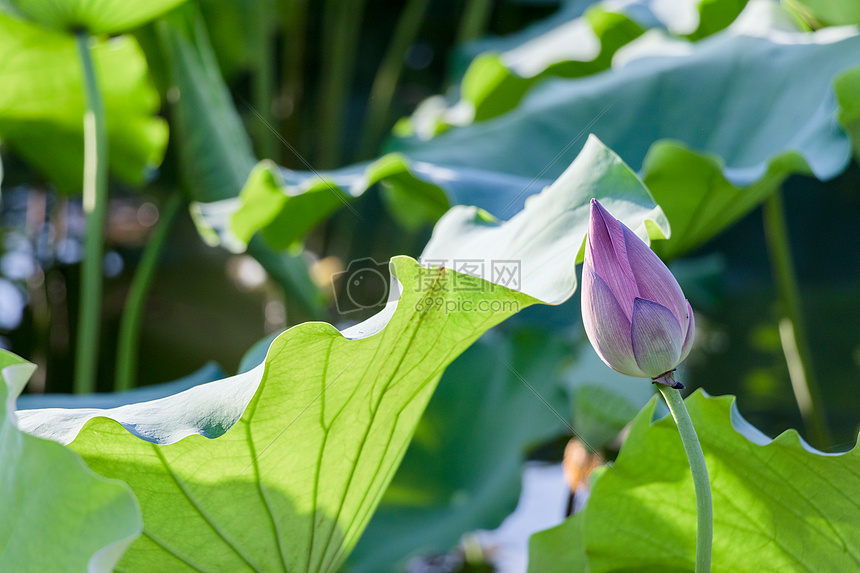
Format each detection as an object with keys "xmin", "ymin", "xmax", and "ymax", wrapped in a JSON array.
[
  {"xmin": 252, "ymin": 0, "xmax": 278, "ymax": 161},
  {"xmin": 457, "ymin": 0, "xmax": 494, "ymax": 43},
  {"xmin": 317, "ymin": 0, "xmax": 369, "ymax": 168},
  {"xmin": 762, "ymin": 191, "xmax": 831, "ymax": 448},
  {"xmin": 115, "ymin": 194, "xmax": 182, "ymax": 391},
  {"xmin": 73, "ymin": 31, "xmax": 108, "ymax": 394},
  {"xmin": 356, "ymin": 0, "xmax": 431, "ymax": 160},
  {"xmin": 656, "ymin": 385, "xmax": 712, "ymax": 573},
  {"xmin": 279, "ymin": 0, "xmax": 308, "ymax": 168}
]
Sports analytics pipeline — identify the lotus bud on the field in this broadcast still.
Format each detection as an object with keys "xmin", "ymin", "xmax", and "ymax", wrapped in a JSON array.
[{"xmin": 581, "ymin": 199, "xmax": 694, "ymax": 388}]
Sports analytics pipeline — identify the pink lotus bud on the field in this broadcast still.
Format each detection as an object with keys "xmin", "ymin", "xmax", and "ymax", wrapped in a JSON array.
[{"xmin": 581, "ymin": 199, "xmax": 694, "ymax": 388}]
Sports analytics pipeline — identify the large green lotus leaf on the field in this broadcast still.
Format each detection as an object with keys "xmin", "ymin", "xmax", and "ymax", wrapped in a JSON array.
[
  {"xmin": 458, "ymin": 0, "xmax": 747, "ymax": 65},
  {"xmin": 3, "ymin": 0, "xmax": 187, "ymax": 34},
  {"xmin": 0, "ymin": 12, "xmax": 167, "ymax": 193},
  {"xmin": 449, "ymin": 7, "xmax": 645, "ymax": 130},
  {"xmin": 0, "ymin": 349, "xmax": 142, "ymax": 572},
  {"xmin": 17, "ymin": 137, "xmax": 668, "ymax": 572},
  {"xmin": 399, "ymin": 0, "xmax": 749, "ymax": 139},
  {"xmin": 393, "ymin": 1, "xmax": 860, "ymax": 259},
  {"xmin": 347, "ymin": 328, "xmax": 575, "ymax": 572},
  {"xmin": 642, "ymin": 140, "xmax": 815, "ymax": 259},
  {"xmin": 224, "ymin": 154, "xmax": 450, "ymax": 251},
  {"xmin": 195, "ymin": 154, "xmax": 557, "ymax": 253},
  {"xmin": 534, "ymin": 391, "xmax": 860, "ymax": 571}
]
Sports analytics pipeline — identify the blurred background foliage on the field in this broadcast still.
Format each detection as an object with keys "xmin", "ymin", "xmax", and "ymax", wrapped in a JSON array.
[{"xmin": 3, "ymin": 0, "xmax": 860, "ymax": 570}]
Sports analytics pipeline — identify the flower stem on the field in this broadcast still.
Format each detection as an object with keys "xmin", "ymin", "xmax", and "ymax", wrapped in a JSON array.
[
  {"xmin": 317, "ymin": 0, "xmax": 369, "ymax": 168},
  {"xmin": 457, "ymin": 0, "xmax": 494, "ymax": 43},
  {"xmin": 762, "ymin": 190, "xmax": 831, "ymax": 448},
  {"xmin": 115, "ymin": 194, "xmax": 183, "ymax": 391},
  {"xmin": 656, "ymin": 385, "xmax": 712, "ymax": 573},
  {"xmin": 278, "ymin": 0, "xmax": 308, "ymax": 167},
  {"xmin": 357, "ymin": 0, "xmax": 431, "ymax": 160},
  {"xmin": 73, "ymin": 31, "xmax": 108, "ymax": 394},
  {"xmin": 251, "ymin": 0, "xmax": 278, "ymax": 161}
]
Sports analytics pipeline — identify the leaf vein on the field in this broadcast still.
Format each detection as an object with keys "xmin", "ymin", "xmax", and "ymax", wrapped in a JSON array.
[{"xmin": 151, "ymin": 443, "xmax": 262, "ymax": 573}]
